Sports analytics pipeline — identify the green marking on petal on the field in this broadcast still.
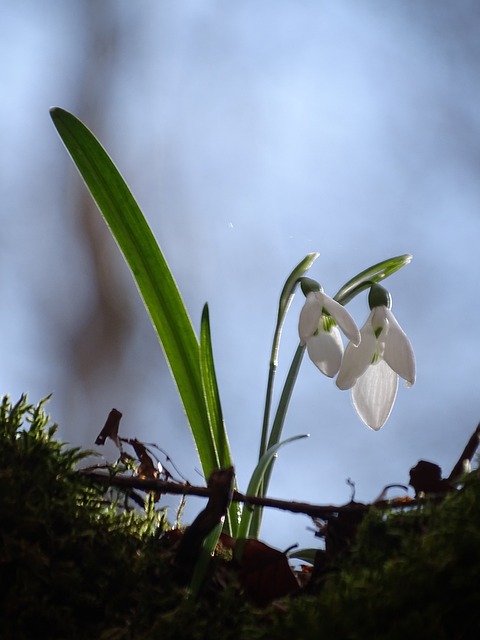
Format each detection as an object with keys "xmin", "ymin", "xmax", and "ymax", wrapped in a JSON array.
[{"xmin": 322, "ymin": 314, "xmax": 336, "ymax": 332}]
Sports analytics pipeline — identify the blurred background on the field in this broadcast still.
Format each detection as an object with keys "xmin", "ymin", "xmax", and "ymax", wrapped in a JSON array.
[{"xmin": 2, "ymin": 0, "xmax": 480, "ymax": 552}]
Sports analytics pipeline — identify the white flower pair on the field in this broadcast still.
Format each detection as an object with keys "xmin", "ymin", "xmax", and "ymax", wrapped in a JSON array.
[{"xmin": 298, "ymin": 285, "xmax": 415, "ymax": 430}]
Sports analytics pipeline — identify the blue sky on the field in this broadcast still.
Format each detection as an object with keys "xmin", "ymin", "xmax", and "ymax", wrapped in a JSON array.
[{"xmin": 2, "ymin": 1, "xmax": 480, "ymax": 551}]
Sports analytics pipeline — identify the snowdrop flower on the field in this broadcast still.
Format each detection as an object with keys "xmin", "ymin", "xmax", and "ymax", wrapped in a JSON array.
[
  {"xmin": 298, "ymin": 287, "xmax": 360, "ymax": 377},
  {"xmin": 336, "ymin": 284, "xmax": 415, "ymax": 430}
]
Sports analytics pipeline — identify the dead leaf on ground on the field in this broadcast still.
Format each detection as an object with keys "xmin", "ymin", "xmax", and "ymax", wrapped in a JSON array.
[{"xmin": 238, "ymin": 539, "xmax": 299, "ymax": 607}]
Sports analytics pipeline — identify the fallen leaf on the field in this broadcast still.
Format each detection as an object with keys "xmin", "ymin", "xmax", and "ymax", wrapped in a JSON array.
[{"xmin": 239, "ymin": 539, "xmax": 299, "ymax": 607}]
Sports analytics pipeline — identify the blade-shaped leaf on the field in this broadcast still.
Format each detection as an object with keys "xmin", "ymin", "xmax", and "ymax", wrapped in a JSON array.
[
  {"xmin": 200, "ymin": 304, "xmax": 232, "ymax": 469},
  {"xmin": 200, "ymin": 304, "xmax": 239, "ymax": 535},
  {"xmin": 287, "ymin": 547, "xmax": 318, "ymax": 564},
  {"xmin": 188, "ymin": 522, "xmax": 224, "ymax": 599},
  {"xmin": 50, "ymin": 107, "xmax": 218, "ymax": 477}
]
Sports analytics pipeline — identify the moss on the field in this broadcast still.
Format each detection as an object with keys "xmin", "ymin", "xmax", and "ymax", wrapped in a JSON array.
[
  {"xmin": 0, "ymin": 395, "xmax": 176, "ymax": 639},
  {"xmin": 262, "ymin": 473, "xmax": 480, "ymax": 640},
  {"xmin": 1, "ymin": 395, "xmax": 480, "ymax": 639}
]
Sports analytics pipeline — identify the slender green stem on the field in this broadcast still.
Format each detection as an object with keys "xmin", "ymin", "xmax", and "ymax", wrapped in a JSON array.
[
  {"xmin": 259, "ymin": 342, "xmax": 279, "ymax": 458},
  {"xmin": 266, "ymin": 343, "xmax": 306, "ymax": 452},
  {"xmin": 258, "ymin": 253, "xmax": 318, "ymax": 460},
  {"xmin": 249, "ymin": 343, "xmax": 306, "ymax": 538}
]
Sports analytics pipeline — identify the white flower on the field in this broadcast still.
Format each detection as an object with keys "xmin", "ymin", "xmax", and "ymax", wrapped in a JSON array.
[
  {"xmin": 336, "ymin": 304, "xmax": 415, "ymax": 430},
  {"xmin": 299, "ymin": 291, "xmax": 360, "ymax": 377}
]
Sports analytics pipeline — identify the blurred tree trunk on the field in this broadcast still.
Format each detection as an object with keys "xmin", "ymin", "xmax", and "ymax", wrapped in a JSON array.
[{"xmin": 59, "ymin": 1, "xmax": 136, "ymax": 440}]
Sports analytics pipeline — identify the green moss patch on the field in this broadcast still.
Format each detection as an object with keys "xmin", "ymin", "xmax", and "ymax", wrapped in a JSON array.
[{"xmin": 1, "ymin": 395, "xmax": 479, "ymax": 639}]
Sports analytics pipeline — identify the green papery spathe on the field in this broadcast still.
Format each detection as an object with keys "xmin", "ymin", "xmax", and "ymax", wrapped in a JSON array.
[{"xmin": 334, "ymin": 254, "xmax": 412, "ymax": 306}]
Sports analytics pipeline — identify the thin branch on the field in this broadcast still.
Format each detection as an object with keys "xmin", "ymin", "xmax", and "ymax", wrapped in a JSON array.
[
  {"xmin": 81, "ymin": 420, "xmax": 480, "ymax": 523},
  {"xmin": 81, "ymin": 469, "xmax": 415, "ymax": 520},
  {"xmin": 448, "ymin": 422, "xmax": 480, "ymax": 481}
]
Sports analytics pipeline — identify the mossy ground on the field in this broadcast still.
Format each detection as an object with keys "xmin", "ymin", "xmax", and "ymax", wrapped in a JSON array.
[{"xmin": 1, "ymin": 395, "xmax": 479, "ymax": 639}]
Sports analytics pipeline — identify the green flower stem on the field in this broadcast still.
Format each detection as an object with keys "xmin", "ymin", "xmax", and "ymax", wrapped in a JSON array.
[
  {"xmin": 266, "ymin": 343, "xmax": 307, "ymax": 453},
  {"xmin": 258, "ymin": 253, "xmax": 318, "ymax": 459},
  {"xmin": 249, "ymin": 343, "xmax": 306, "ymax": 538}
]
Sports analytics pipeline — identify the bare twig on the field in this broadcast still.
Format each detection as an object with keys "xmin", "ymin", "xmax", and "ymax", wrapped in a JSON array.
[
  {"xmin": 448, "ymin": 422, "xmax": 480, "ymax": 481},
  {"xmin": 80, "ymin": 469, "xmax": 412, "ymax": 520},
  {"xmin": 83, "ymin": 419, "xmax": 480, "ymax": 521}
]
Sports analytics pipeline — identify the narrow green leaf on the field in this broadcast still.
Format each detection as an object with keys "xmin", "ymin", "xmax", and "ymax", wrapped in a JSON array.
[
  {"xmin": 188, "ymin": 522, "xmax": 224, "ymax": 599},
  {"xmin": 334, "ymin": 254, "xmax": 412, "ymax": 305},
  {"xmin": 50, "ymin": 107, "xmax": 218, "ymax": 477},
  {"xmin": 200, "ymin": 304, "xmax": 239, "ymax": 535},
  {"xmin": 238, "ymin": 434, "xmax": 309, "ymax": 540},
  {"xmin": 200, "ymin": 304, "xmax": 232, "ymax": 469},
  {"xmin": 288, "ymin": 547, "xmax": 318, "ymax": 564}
]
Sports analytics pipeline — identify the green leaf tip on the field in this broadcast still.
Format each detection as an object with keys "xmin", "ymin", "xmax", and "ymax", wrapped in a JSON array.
[
  {"xmin": 50, "ymin": 106, "xmax": 70, "ymax": 124},
  {"xmin": 334, "ymin": 254, "xmax": 412, "ymax": 306}
]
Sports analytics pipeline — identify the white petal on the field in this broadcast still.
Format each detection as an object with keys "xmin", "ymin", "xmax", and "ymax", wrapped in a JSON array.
[
  {"xmin": 382, "ymin": 309, "xmax": 416, "ymax": 385},
  {"xmin": 306, "ymin": 326, "xmax": 344, "ymax": 377},
  {"xmin": 322, "ymin": 296, "xmax": 361, "ymax": 346},
  {"xmin": 352, "ymin": 359, "xmax": 398, "ymax": 430},
  {"xmin": 336, "ymin": 314, "xmax": 377, "ymax": 390},
  {"xmin": 371, "ymin": 305, "xmax": 388, "ymax": 331},
  {"xmin": 298, "ymin": 292, "xmax": 323, "ymax": 344}
]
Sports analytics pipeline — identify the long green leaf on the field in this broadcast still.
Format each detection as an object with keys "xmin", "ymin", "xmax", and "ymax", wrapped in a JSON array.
[
  {"xmin": 200, "ymin": 304, "xmax": 238, "ymax": 535},
  {"xmin": 237, "ymin": 434, "xmax": 309, "ymax": 540},
  {"xmin": 50, "ymin": 107, "xmax": 218, "ymax": 477}
]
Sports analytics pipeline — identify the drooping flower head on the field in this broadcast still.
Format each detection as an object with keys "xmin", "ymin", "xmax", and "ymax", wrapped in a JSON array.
[
  {"xmin": 298, "ymin": 279, "xmax": 360, "ymax": 378},
  {"xmin": 336, "ymin": 283, "xmax": 415, "ymax": 430}
]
